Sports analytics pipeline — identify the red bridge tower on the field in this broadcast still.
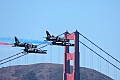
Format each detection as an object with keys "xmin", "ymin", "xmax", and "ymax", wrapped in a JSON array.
[{"xmin": 63, "ymin": 30, "xmax": 80, "ymax": 80}]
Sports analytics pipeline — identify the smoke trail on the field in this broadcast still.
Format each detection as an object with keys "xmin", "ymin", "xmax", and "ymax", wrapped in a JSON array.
[
  {"xmin": 0, "ymin": 42, "xmax": 10, "ymax": 45},
  {"xmin": 0, "ymin": 37, "xmax": 50, "ymax": 44}
]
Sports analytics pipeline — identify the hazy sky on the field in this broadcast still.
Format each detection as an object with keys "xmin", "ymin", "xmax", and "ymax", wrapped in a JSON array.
[{"xmin": 0, "ymin": 0, "xmax": 120, "ymax": 79}]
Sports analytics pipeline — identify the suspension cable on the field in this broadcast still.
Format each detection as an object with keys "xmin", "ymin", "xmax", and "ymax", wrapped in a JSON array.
[
  {"xmin": 56, "ymin": 32, "xmax": 65, "ymax": 37},
  {"xmin": 38, "ymin": 44, "xmax": 48, "ymax": 49},
  {"xmin": 0, "ymin": 43, "xmax": 49, "ymax": 65},
  {"xmin": 0, "ymin": 52, "xmax": 28, "ymax": 65},
  {"xmin": 0, "ymin": 52, "xmax": 23, "ymax": 62},
  {"xmin": 79, "ymin": 41, "xmax": 120, "ymax": 71},
  {"xmin": 79, "ymin": 32, "xmax": 120, "ymax": 64}
]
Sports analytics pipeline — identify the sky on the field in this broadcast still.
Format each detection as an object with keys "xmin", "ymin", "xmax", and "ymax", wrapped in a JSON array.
[{"xmin": 0, "ymin": 0, "xmax": 120, "ymax": 79}]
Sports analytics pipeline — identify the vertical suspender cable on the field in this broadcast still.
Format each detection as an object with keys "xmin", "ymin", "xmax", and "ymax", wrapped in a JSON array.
[
  {"xmin": 43, "ymin": 54, "xmax": 44, "ymax": 63},
  {"xmin": 50, "ymin": 46, "xmax": 52, "ymax": 63},
  {"xmin": 26, "ymin": 54, "xmax": 28, "ymax": 65},
  {"xmin": 90, "ymin": 44, "xmax": 92, "ymax": 68},
  {"xmin": 0, "ymin": 63, "xmax": 1, "ymax": 68},
  {"xmin": 98, "ymin": 53, "xmax": 99, "ymax": 74},
  {"xmin": 83, "ymin": 39, "xmax": 85, "ymax": 68},
  {"xmin": 33, "ymin": 53, "xmax": 35, "ymax": 64},
  {"xmin": 90, "ymin": 46, "xmax": 91, "ymax": 68},
  {"xmin": 35, "ymin": 53, "xmax": 36, "ymax": 64},
  {"xmin": 19, "ymin": 55, "xmax": 20, "ymax": 64},
  {"xmin": 9, "ymin": 61, "xmax": 10, "ymax": 66},
  {"xmin": 34, "ymin": 53, "xmax": 36, "ymax": 64},
  {"xmin": 33, "ymin": 54, "xmax": 34, "ymax": 63},
  {"xmin": 25, "ymin": 54, "xmax": 26, "ymax": 65},
  {"xmin": 25, "ymin": 54, "xmax": 26, "ymax": 74},
  {"xmin": 92, "ymin": 45, "xmax": 93, "ymax": 79},
  {"xmin": 114, "ymin": 67, "xmax": 115, "ymax": 80},
  {"xmin": 98, "ymin": 51, "xmax": 101, "ymax": 79},
  {"xmin": 17, "ymin": 56, "xmax": 18, "ymax": 65},
  {"xmin": 58, "ymin": 46, "xmax": 60, "ymax": 64},
  {"xmin": 116, "ymin": 62, "xmax": 117, "ymax": 80},
  {"xmin": 83, "ymin": 39, "xmax": 86, "ymax": 76},
  {"xmin": 108, "ymin": 56, "xmax": 109, "ymax": 78},
  {"xmin": 34, "ymin": 54, "xmax": 35, "ymax": 64},
  {"xmin": 106, "ymin": 59, "xmax": 107, "ymax": 79},
  {"xmin": 42, "ymin": 49, "xmax": 44, "ymax": 63},
  {"xmin": 92, "ymin": 45, "xmax": 93, "ymax": 69},
  {"xmin": 88, "ymin": 42, "xmax": 91, "ymax": 68},
  {"xmin": 100, "ymin": 50, "xmax": 101, "ymax": 79}
]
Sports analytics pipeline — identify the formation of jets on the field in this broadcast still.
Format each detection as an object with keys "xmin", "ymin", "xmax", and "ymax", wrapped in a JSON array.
[
  {"xmin": 12, "ymin": 30, "xmax": 74, "ymax": 54},
  {"xmin": 12, "ymin": 36, "xmax": 46, "ymax": 54}
]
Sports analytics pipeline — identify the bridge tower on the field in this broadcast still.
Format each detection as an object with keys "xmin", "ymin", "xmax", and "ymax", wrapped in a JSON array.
[{"xmin": 63, "ymin": 30, "xmax": 80, "ymax": 80}]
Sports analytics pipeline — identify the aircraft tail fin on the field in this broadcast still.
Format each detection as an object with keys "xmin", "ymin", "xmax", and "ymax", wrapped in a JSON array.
[
  {"xmin": 14, "ymin": 36, "xmax": 20, "ymax": 44},
  {"xmin": 46, "ymin": 30, "xmax": 51, "ymax": 37}
]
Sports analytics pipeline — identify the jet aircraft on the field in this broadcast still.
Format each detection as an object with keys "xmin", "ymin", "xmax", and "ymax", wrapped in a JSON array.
[
  {"xmin": 12, "ymin": 36, "xmax": 38, "ymax": 48},
  {"xmin": 44, "ymin": 30, "xmax": 69, "ymax": 42},
  {"xmin": 23, "ymin": 44, "xmax": 47, "ymax": 54}
]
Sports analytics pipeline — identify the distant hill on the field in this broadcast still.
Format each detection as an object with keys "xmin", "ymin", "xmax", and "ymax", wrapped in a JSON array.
[{"xmin": 0, "ymin": 63, "xmax": 113, "ymax": 80}]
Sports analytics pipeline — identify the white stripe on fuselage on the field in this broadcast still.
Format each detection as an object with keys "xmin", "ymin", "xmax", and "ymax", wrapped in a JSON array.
[
  {"xmin": 56, "ymin": 42, "xmax": 62, "ymax": 43},
  {"xmin": 50, "ymin": 37, "xmax": 56, "ymax": 39}
]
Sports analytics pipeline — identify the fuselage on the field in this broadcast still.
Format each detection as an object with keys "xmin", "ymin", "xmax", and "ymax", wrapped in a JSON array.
[
  {"xmin": 24, "ymin": 48, "xmax": 47, "ymax": 54},
  {"xmin": 14, "ymin": 43, "xmax": 37, "ymax": 48}
]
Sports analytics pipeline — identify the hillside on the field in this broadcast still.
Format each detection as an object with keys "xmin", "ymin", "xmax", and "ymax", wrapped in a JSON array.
[{"xmin": 0, "ymin": 63, "xmax": 113, "ymax": 80}]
